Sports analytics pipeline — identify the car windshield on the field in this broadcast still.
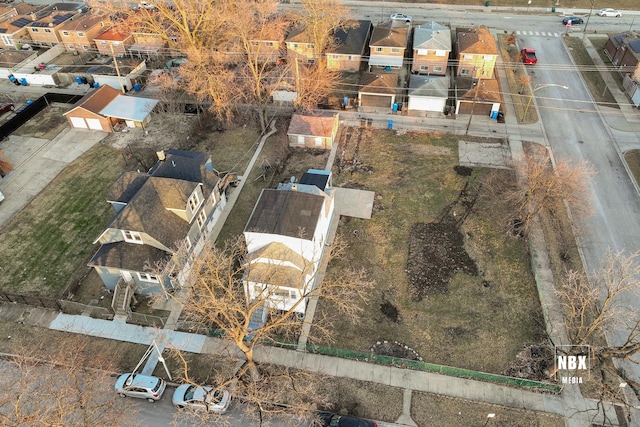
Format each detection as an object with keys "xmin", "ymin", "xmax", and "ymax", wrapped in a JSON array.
[
  {"xmin": 184, "ymin": 385, "xmax": 196, "ymax": 400},
  {"xmin": 152, "ymin": 378, "xmax": 162, "ymax": 392},
  {"xmin": 210, "ymin": 390, "xmax": 223, "ymax": 403}
]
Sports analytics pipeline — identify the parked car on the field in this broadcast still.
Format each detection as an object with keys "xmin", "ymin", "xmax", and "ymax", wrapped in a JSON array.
[
  {"xmin": 319, "ymin": 412, "xmax": 378, "ymax": 427},
  {"xmin": 390, "ymin": 13, "xmax": 412, "ymax": 23},
  {"xmin": 562, "ymin": 16, "xmax": 584, "ymax": 25},
  {"xmin": 520, "ymin": 48, "xmax": 537, "ymax": 65},
  {"xmin": 597, "ymin": 8, "xmax": 621, "ymax": 17},
  {"xmin": 0, "ymin": 102, "xmax": 14, "ymax": 115},
  {"xmin": 172, "ymin": 384, "xmax": 231, "ymax": 413},
  {"xmin": 114, "ymin": 373, "xmax": 166, "ymax": 402}
]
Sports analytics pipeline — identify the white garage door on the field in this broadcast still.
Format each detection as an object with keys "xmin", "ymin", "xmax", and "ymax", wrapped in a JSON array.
[
  {"xmin": 408, "ymin": 96, "xmax": 446, "ymax": 112},
  {"xmin": 85, "ymin": 118, "xmax": 104, "ymax": 130},
  {"xmin": 69, "ymin": 116, "xmax": 87, "ymax": 129}
]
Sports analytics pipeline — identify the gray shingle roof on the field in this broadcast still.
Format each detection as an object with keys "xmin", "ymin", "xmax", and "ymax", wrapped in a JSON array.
[
  {"xmin": 413, "ymin": 22, "xmax": 451, "ymax": 51},
  {"xmin": 330, "ymin": 20, "xmax": 372, "ymax": 55},
  {"xmin": 245, "ymin": 189, "xmax": 324, "ymax": 240}
]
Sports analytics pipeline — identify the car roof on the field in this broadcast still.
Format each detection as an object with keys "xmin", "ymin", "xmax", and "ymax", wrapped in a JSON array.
[{"xmin": 116, "ymin": 373, "xmax": 160, "ymax": 389}]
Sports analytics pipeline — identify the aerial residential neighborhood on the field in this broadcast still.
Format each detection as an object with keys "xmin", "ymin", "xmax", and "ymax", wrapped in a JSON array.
[{"xmin": 0, "ymin": 0, "xmax": 640, "ymax": 426}]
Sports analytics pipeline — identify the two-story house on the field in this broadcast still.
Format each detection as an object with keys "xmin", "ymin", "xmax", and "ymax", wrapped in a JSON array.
[
  {"xmin": 243, "ymin": 169, "xmax": 335, "ymax": 317},
  {"xmin": 247, "ymin": 17, "xmax": 289, "ymax": 64},
  {"xmin": 89, "ymin": 150, "xmax": 226, "ymax": 296},
  {"xmin": 94, "ymin": 28, "xmax": 133, "ymax": 56},
  {"xmin": 455, "ymin": 26, "xmax": 497, "ymax": 79},
  {"xmin": 368, "ymin": 21, "xmax": 409, "ymax": 70},
  {"xmin": 604, "ymin": 31, "xmax": 640, "ymax": 74},
  {"xmin": 412, "ymin": 22, "xmax": 451, "ymax": 75},
  {"xmin": 0, "ymin": 3, "xmax": 41, "ymax": 48},
  {"xmin": 284, "ymin": 25, "xmax": 316, "ymax": 64},
  {"xmin": 25, "ymin": 2, "xmax": 85, "ymax": 47},
  {"xmin": 58, "ymin": 12, "xmax": 106, "ymax": 52},
  {"xmin": 326, "ymin": 20, "xmax": 372, "ymax": 72}
]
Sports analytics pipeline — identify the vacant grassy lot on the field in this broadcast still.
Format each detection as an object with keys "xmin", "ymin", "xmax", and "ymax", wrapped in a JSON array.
[
  {"xmin": 0, "ymin": 143, "xmax": 126, "ymax": 297},
  {"xmin": 312, "ymin": 128, "xmax": 544, "ymax": 375}
]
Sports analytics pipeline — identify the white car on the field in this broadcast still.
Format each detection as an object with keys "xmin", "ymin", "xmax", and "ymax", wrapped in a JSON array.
[
  {"xmin": 172, "ymin": 384, "xmax": 231, "ymax": 413},
  {"xmin": 597, "ymin": 8, "xmax": 621, "ymax": 17},
  {"xmin": 115, "ymin": 373, "xmax": 166, "ymax": 402},
  {"xmin": 390, "ymin": 13, "xmax": 412, "ymax": 23}
]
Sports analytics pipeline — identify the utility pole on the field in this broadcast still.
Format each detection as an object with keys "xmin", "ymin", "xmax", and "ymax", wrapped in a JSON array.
[{"xmin": 110, "ymin": 43, "xmax": 126, "ymax": 94}]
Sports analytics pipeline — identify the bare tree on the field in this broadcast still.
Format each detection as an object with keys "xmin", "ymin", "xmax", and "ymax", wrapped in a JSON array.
[
  {"xmin": 0, "ymin": 336, "xmax": 139, "ymax": 427},
  {"xmin": 161, "ymin": 235, "xmax": 373, "ymax": 381},
  {"xmin": 556, "ymin": 250, "xmax": 640, "ymax": 399},
  {"xmin": 503, "ymin": 149, "xmax": 594, "ymax": 236},
  {"xmin": 294, "ymin": 0, "xmax": 351, "ymax": 59}
]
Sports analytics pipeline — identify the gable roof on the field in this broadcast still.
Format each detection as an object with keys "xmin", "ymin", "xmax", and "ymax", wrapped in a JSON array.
[
  {"xmin": 106, "ymin": 171, "xmax": 150, "ymax": 204},
  {"xmin": 413, "ymin": 22, "xmax": 451, "ymax": 51},
  {"xmin": 59, "ymin": 12, "xmax": 103, "ymax": 31},
  {"xmin": 370, "ymin": 21, "xmax": 409, "ymax": 48},
  {"xmin": 455, "ymin": 77, "xmax": 501, "ymax": 102},
  {"xmin": 285, "ymin": 24, "xmax": 312, "ymax": 43},
  {"xmin": 64, "ymin": 85, "xmax": 120, "ymax": 115},
  {"xmin": 359, "ymin": 72, "xmax": 398, "ymax": 95},
  {"xmin": 330, "ymin": 20, "xmax": 371, "ymax": 55},
  {"xmin": 88, "ymin": 240, "xmax": 170, "ymax": 270},
  {"xmin": 456, "ymin": 27, "xmax": 497, "ymax": 55},
  {"xmin": 95, "ymin": 27, "xmax": 132, "ymax": 41},
  {"xmin": 245, "ymin": 189, "xmax": 324, "ymax": 240},
  {"xmin": 150, "ymin": 149, "xmax": 219, "ymax": 195},
  {"xmin": 408, "ymin": 74, "xmax": 449, "ymax": 98},
  {"xmin": 247, "ymin": 241, "xmax": 310, "ymax": 271},
  {"xmin": 99, "ymin": 96, "xmax": 158, "ymax": 122},
  {"xmin": 287, "ymin": 113, "xmax": 338, "ymax": 138}
]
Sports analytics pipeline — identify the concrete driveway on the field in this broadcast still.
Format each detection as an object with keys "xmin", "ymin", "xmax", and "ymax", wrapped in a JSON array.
[{"xmin": 0, "ymin": 128, "xmax": 107, "ymax": 228}]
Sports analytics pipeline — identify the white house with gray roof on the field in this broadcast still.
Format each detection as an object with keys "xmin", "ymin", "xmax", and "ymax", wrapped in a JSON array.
[{"xmin": 243, "ymin": 169, "xmax": 334, "ymax": 316}]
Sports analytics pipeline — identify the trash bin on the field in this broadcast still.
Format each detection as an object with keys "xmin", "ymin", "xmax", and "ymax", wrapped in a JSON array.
[
  {"xmin": 485, "ymin": 0, "xmax": 490, "ymax": 6},
  {"xmin": 497, "ymin": 111, "xmax": 505, "ymax": 123},
  {"xmin": 388, "ymin": 119, "xmax": 393, "ymax": 129},
  {"xmin": 392, "ymin": 103, "xmax": 398, "ymax": 112},
  {"xmin": 490, "ymin": 110, "xmax": 499, "ymax": 120}
]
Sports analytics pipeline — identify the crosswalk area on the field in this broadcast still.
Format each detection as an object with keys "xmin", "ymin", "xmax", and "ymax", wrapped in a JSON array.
[{"xmin": 515, "ymin": 30, "xmax": 562, "ymax": 37}]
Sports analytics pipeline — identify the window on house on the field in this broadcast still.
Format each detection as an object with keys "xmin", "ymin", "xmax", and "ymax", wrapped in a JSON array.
[
  {"xmin": 347, "ymin": 55, "xmax": 354, "ymax": 61},
  {"xmin": 292, "ymin": 43, "xmax": 298, "ymax": 48},
  {"xmin": 433, "ymin": 66, "xmax": 443, "ymax": 72},
  {"xmin": 188, "ymin": 192, "xmax": 200, "ymax": 211},
  {"xmin": 99, "ymin": 40, "xmax": 106, "ymax": 45},
  {"xmin": 62, "ymin": 31, "xmax": 69, "ymax": 36},
  {"xmin": 196, "ymin": 210, "xmax": 206, "ymax": 229},
  {"xmin": 185, "ymin": 236, "xmax": 192, "ymax": 250},
  {"xmin": 122, "ymin": 230, "xmax": 143, "ymax": 244},
  {"xmin": 435, "ymin": 50, "xmax": 447, "ymax": 56},
  {"xmin": 306, "ymin": 43, "xmax": 313, "ymax": 49},
  {"xmin": 250, "ymin": 41, "xmax": 259, "ymax": 46},
  {"xmin": 483, "ymin": 55, "xmax": 492, "ymax": 61},
  {"xmin": 273, "ymin": 288, "xmax": 290, "ymax": 298},
  {"xmin": 137, "ymin": 272, "xmax": 159, "ymax": 283},
  {"xmin": 266, "ymin": 41, "xmax": 274, "ymax": 47},
  {"xmin": 375, "ymin": 47, "xmax": 383, "ymax": 53},
  {"xmin": 31, "ymin": 28, "xmax": 39, "ymax": 32},
  {"xmin": 420, "ymin": 65, "xmax": 429, "ymax": 71},
  {"xmin": 460, "ymin": 69, "xmax": 469, "ymax": 75},
  {"xmin": 78, "ymin": 32, "xmax": 84, "ymax": 37},
  {"xmin": 463, "ymin": 54, "xmax": 473, "ymax": 60},
  {"xmin": 113, "ymin": 42, "xmax": 120, "ymax": 46},
  {"xmin": 44, "ymin": 29, "xmax": 51, "ymax": 33},
  {"xmin": 307, "ymin": 58, "xmax": 315, "ymax": 64},
  {"xmin": 82, "ymin": 45, "xmax": 88, "ymax": 50},
  {"xmin": 68, "ymin": 44, "xmax": 75, "ymax": 49},
  {"xmin": 391, "ymin": 48, "xmax": 400, "ymax": 53}
]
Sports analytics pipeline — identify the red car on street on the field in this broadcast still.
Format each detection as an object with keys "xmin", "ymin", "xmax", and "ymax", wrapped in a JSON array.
[{"xmin": 521, "ymin": 48, "xmax": 537, "ymax": 65}]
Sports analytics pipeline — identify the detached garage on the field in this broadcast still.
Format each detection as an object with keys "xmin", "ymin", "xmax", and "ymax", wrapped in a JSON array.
[
  {"xmin": 64, "ymin": 85, "xmax": 159, "ymax": 132},
  {"xmin": 407, "ymin": 74, "xmax": 449, "ymax": 114},
  {"xmin": 64, "ymin": 85, "xmax": 120, "ymax": 132},
  {"xmin": 358, "ymin": 72, "xmax": 398, "ymax": 111},
  {"xmin": 287, "ymin": 112, "xmax": 340, "ymax": 150}
]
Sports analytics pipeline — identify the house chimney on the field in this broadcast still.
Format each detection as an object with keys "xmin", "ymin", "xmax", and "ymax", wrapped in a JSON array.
[{"xmin": 156, "ymin": 150, "xmax": 165, "ymax": 161}]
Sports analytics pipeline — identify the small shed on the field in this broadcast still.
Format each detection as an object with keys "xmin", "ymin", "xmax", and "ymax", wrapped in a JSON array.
[
  {"xmin": 63, "ymin": 85, "xmax": 120, "ymax": 132},
  {"xmin": 287, "ymin": 112, "xmax": 340, "ymax": 150},
  {"xmin": 99, "ymin": 95, "xmax": 159, "ymax": 129}
]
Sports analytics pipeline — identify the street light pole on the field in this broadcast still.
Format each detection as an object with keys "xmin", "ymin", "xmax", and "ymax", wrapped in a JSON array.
[
  {"xmin": 520, "ymin": 83, "xmax": 569, "ymax": 123},
  {"xmin": 582, "ymin": 0, "xmax": 596, "ymax": 39}
]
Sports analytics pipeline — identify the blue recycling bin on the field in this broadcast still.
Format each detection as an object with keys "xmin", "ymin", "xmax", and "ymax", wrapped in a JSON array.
[
  {"xmin": 20, "ymin": 78, "xmax": 28, "ymax": 86},
  {"xmin": 133, "ymin": 82, "xmax": 141, "ymax": 92},
  {"xmin": 388, "ymin": 119, "xmax": 393, "ymax": 129},
  {"xmin": 93, "ymin": 82, "xmax": 100, "ymax": 88},
  {"xmin": 76, "ymin": 76, "xmax": 83, "ymax": 84},
  {"xmin": 392, "ymin": 103, "xmax": 398, "ymax": 112},
  {"xmin": 490, "ymin": 110, "xmax": 499, "ymax": 120}
]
